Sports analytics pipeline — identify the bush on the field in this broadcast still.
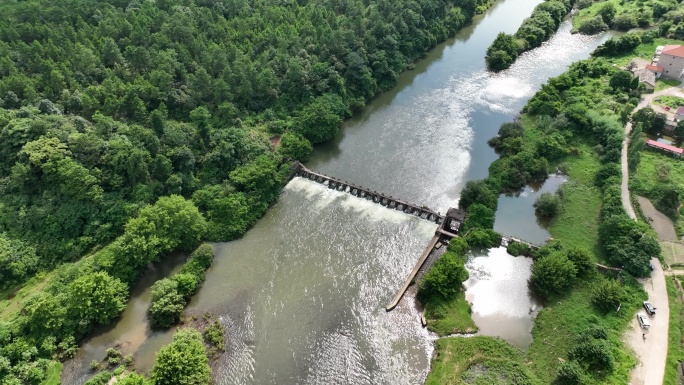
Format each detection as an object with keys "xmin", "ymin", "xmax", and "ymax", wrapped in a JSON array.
[
  {"xmin": 458, "ymin": 180, "xmax": 498, "ymax": 211},
  {"xmin": 507, "ymin": 241, "xmax": 534, "ymax": 257},
  {"xmin": 418, "ymin": 252, "xmax": 469, "ymax": 301},
  {"xmin": 173, "ymin": 273, "xmax": 200, "ymax": 297},
  {"xmin": 534, "ymin": 192, "xmax": 560, "ymax": 218},
  {"xmin": 579, "ymin": 16, "xmax": 608, "ymax": 34},
  {"xmin": 568, "ymin": 338, "xmax": 615, "ymax": 372},
  {"xmin": 485, "ymin": 33, "xmax": 520, "ymax": 71},
  {"xmin": 531, "ymin": 251, "xmax": 577, "ymax": 298},
  {"xmin": 565, "ymin": 247, "xmax": 594, "ymax": 277},
  {"xmin": 148, "ymin": 244, "xmax": 215, "ymax": 328},
  {"xmin": 465, "ymin": 229, "xmax": 501, "ymax": 248},
  {"xmin": 462, "ymin": 203, "xmax": 495, "ymax": 231},
  {"xmin": 148, "ymin": 279, "xmax": 185, "ymax": 329},
  {"xmin": 151, "ymin": 328, "xmax": 210, "ymax": 385},
  {"xmin": 203, "ymin": 320, "xmax": 225, "ymax": 352},
  {"xmin": 611, "ymin": 13, "xmax": 636, "ymax": 31},
  {"xmin": 555, "ymin": 361, "xmax": 585, "ymax": 385},
  {"xmin": 446, "ymin": 237, "xmax": 469, "ymax": 256},
  {"xmin": 278, "ymin": 133, "xmax": 313, "ymax": 161},
  {"xmin": 591, "ymin": 278, "xmax": 624, "ymax": 312}
]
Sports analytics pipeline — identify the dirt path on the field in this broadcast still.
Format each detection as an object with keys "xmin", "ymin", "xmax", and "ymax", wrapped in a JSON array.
[
  {"xmin": 624, "ymin": 258, "xmax": 669, "ymax": 385},
  {"xmin": 621, "ymin": 89, "xmax": 681, "ymax": 385},
  {"xmin": 637, "ymin": 196, "xmax": 678, "ymax": 241},
  {"xmin": 621, "ymin": 87, "xmax": 683, "ymax": 220}
]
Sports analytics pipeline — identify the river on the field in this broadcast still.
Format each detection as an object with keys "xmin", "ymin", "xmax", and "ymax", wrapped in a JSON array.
[{"xmin": 63, "ymin": 1, "xmax": 615, "ymax": 384}]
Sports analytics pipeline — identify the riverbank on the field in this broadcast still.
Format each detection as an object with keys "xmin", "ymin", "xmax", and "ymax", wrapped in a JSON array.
[{"xmin": 425, "ymin": 31, "xmax": 669, "ymax": 383}]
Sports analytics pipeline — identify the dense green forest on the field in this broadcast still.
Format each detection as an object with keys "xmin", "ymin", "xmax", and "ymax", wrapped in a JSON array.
[
  {"xmin": 0, "ymin": 0, "xmax": 493, "ymax": 383},
  {"xmin": 0, "ymin": 0, "xmax": 487, "ymax": 284}
]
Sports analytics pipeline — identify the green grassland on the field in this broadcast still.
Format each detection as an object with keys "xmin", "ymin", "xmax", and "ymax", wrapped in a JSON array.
[
  {"xmin": 424, "ymin": 290, "xmax": 479, "ymax": 335},
  {"xmin": 572, "ymin": 0, "xmax": 677, "ymax": 31},
  {"xmin": 632, "ymin": 151, "xmax": 684, "ymax": 234},
  {"xmin": 653, "ymin": 95, "xmax": 684, "ymax": 108},
  {"xmin": 39, "ymin": 361, "xmax": 63, "ymax": 385},
  {"xmin": 664, "ymin": 276, "xmax": 684, "ymax": 385},
  {"xmin": 425, "ymin": 336, "xmax": 540, "ymax": 385}
]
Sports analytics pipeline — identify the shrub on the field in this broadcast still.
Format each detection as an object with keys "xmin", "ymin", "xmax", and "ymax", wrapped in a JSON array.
[
  {"xmin": 148, "ymin": 279, "xmax": 185, "ymax": 329},
  {"xmin": 446, "ymin": 237, "xmax": 469, "ymax": 256},
  {"xmin": 565, "ymin": 247, "xmax": 594, "ymax": 277},
  {"xmin": 579, "ymin": 16, "xmax": 608, "ymax": 34},
  {"xmin": 418, "ymin": 252, "xmax": 469, "ymax": 300},
  {"xmin": 203, "ymin": 320, "xmax": 226, "ymax": 352},
  {"xmin": 485, "ymin": 33, "xmax": 519, "ymax": 71},
  {"xmin": 278, "ymin": 133, "xmax": 313, "ymax": 161},
  {"xmin": 151, "ymin": 328, "xmax": 210, "ymax": 385},
  {"xmin": 462, "ymin": 203, "xmax": 495, "ymax": 231},
  {"xmin": 611, "ymin": 13, "xmax": 636, "ymax": 31},
  {"xmin": 173, "ymin": 273, "xmax": 200, "ymax": 297},
  {"xmin": 466, "ymin": 229, "xmax": 501, "ymax": 248},
  {"xmin": 531, "ymin": 251, "xmax": 577, "ymax": 298},
  {"xmin": 591, "ymin": 278, "xmax": 624, "ymax": 312},
  {"xmin": 556, "ymin": 361, "xmax": 585, "ymax": 385},
  {"xmin": 568, "ymin": 338, "xmax": 615, "ymax": 372},
  {"xmin": 148, "ymin": 244, "xmax": 215, "ymax": 328},
  {"xmin": 534, "ymin": 192, "xmax": 560, "ymax": 218},
  {"xmin": 507, "ymin": 241, "xmax": 534, "ymax": 257},
  {"xmin": 84, "ymin": 371, "xmax": 114, "ymax": 385},
  {"xmin": 458, "ymin": 180, "xmax": 498, "ymax": 211}
]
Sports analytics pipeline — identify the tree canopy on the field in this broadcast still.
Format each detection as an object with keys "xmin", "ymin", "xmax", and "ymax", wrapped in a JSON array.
[{"xmin": 151, "ymin": 328, "xmax": 211, "ymax": 385}]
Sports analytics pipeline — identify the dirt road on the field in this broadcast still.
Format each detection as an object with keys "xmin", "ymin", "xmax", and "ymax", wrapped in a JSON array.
[
  {"xmin": 624, "ymin": 258, "xmax": 669, "ymax": 385},
  {"xmin": 637, "ymin": 196, "xmax": 678, "ymax": 242}
]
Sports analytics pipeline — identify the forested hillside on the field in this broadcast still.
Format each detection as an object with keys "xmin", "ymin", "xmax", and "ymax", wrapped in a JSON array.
[
  {"xmin": 0, "ymin": 0, "xmax": 491, "ymax": 383},
  {"xmin": 0, "ymin": 0, "xmax": 485, "ymax": 282}
]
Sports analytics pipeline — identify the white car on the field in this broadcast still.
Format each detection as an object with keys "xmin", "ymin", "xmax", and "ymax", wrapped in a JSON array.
[{"xmin": 637, "ymin": 312, "xmax": 651, "ymax": 329}]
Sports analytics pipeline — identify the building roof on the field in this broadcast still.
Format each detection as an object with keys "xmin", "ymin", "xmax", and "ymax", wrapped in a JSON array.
[
  {"xmin": 635, "ymin": 69, "xmax": 656, "ymax": 87},
  {"xmin": 646, "ymin": 64, "xmax": 664, "ymax": 73},
  {"xmin": 663, "ymin": 45, "xmax": 684, "ymax": 58},
  {"xmin": 677, "ymin": 106, "xmax": 684, "ymax": 115},
  {"xmin": 646, "ymin": 139, "xmax": 684, "ymax": 154}
]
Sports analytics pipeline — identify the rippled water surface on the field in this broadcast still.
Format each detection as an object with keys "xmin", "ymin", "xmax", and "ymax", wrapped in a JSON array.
[{"xmin": 65, "ymin": 2, "xmax": 616, "ymax": 383}]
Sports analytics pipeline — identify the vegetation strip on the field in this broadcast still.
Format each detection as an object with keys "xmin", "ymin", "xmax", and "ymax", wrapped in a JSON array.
[{"xmin": 486, "ymin": 0, "xmax": 575, "ymax": 71}]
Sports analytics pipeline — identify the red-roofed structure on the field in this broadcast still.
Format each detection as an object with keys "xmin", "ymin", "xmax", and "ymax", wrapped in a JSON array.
[
  {"xmin": 646, "ymin": 64, "xmax": 664, "ymax": 77},
  {"xmin": 654, "ymin": 44, "xmax": 684, "ymax": 79},
  {"xmin": 663, "ymin": 45, "xmax": 684, "ymax": 58},
  {"xmin": 646, "ymin": 139, "xmax": 683, "ymax": 156}
]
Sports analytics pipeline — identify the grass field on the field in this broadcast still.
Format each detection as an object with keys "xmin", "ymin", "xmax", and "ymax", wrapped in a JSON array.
[
  {"xmin": 656, "ymin": 79, "xmax": 683, "ymax": 92},
  {"xmin": 39, "ymin": 361, "xmax": 62, "ymax": 385},
  {"xmin": 525, "ymin": 143, "xmax": 643, "ymax": 384},
  {"xmin": 653, "ymin": 95, "xmax": 684, "ymax": 109},
  {"xmin": 425, "ymin": 336, "xmax": 540, "ymax": 385},
  {"xmin": 571, "ymin": 0, "xmax": 651, "ymax": 31},
  {"xmin": 661, "ymin": 241, "xmax": 684, "ymax": 266},
  {"xmin": 632, "ymin": 151, "xmax": 684, "ymax": 235},
  {"xmin": 424, "ymin": 291, "xmax": 478, "ymax": 336},
  {"xmin": 665, "ymin": 276, "xmax": 684, "ymax": 385},
  {"xmin": 527, "ymin": 276, "xmax": 644, "ymax": 384}
]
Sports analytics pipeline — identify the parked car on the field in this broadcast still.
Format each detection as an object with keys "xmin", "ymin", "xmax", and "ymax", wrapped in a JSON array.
[
  {"xmin": 643, "ymin": 301, "xmax": 656, "ymax": 316},
  {"xmin": 637, "ymin": 312, "xmax": 651, "ymax": 329}
]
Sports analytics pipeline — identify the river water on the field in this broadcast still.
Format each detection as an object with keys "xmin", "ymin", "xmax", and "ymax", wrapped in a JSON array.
[{"xmin": 63, "ymin": 1, "xmax": 616, "ymax": 384}]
